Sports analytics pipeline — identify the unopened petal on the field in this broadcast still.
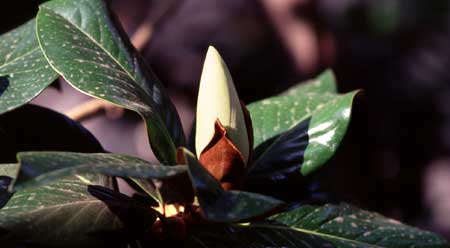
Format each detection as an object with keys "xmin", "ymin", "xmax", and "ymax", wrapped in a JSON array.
[{"xmin": 195, "ymin": 46, "xmax": 250, "ymax": 164}]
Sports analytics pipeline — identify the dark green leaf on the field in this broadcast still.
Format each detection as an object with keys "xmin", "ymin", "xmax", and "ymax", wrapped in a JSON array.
[
  {"xmin": 182, "ymin": 148, "xmax": 282, "ymax": 223},
  {"xmin": 0, "ymin": 178, "xmax": 125, "ymax": 247},
  {"xmin": 0, "ymin": 19, "xmax": 58, "ymax": 114},
  {"xmin": 14, "ymin": 152, "xmax": 187, "ymax": 191},
  {"xmin": 0, "ymin": 104, "xmax": 103, "ymax": 163},
  {"xmin": 261, "ymin": 203, "xmax": 450, "ymax": 248},
  {"xmin": 249, "ymin": 117, "xmax": 310, "ymax": 179},
  {"xmin": 248, "ymin": 70, "xmax": 360, "ymax": 175},
  {"xmin": 186, "ymin": 223, "xmax": 336, "ymax": 248},
  {"xmin": 36, "ymin": 0, "xmax": 185, "ymax": 164},
  {"xmin": 87, "ymin": 185, "xmax": 157, "ymax": 235},
  {"xmin": 129, "ymin": 178, "xmax": 164, "ymax": 205}
]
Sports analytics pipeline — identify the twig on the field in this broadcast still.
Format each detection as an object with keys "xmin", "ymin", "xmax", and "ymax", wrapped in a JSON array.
[{"xmin": 65, "ymin": 98, "xmax": 108, "ymax": 121}]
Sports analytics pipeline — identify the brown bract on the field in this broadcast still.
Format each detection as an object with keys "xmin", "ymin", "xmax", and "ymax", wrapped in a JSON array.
[
  {"xmin": 199, "ymin": 119, "xmax": 246, "ymax": 190},
  {"xmin": 241, "ymin": 102, "xmax": 254, "ymax": 165}
]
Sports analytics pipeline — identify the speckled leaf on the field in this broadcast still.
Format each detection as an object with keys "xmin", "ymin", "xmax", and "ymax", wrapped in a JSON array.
[
  {"xmin": 259, "ymin": 203, "xmax": 450, "ymax": 248},
  {"xmin": 0, "ymin": 19, "xmax": 58, "ymax": 114},
  {"xmin": 14, "ymin": 152, "xmax": 187, "ymax": 191},
  {"xmin": 284, "ymin": 69, "xmax": 337, "ymax": 95},
  {"xmin": 186, "ymin": 224, "xmax": 336, "ymax": 248},
  {"xmin": 36, "ymin": 0, "xmax": 185, "ymax": 164},
  {"xmin": 181, "ymin": 148, "xmax": 283, "ymax": 223},
  {"xmin": 0, "ymin": 178, "xmax": 124, "ymax": 247},
  {"xmin": 248, "ymin": 70, "xmax": 359, "ymax": 175}
]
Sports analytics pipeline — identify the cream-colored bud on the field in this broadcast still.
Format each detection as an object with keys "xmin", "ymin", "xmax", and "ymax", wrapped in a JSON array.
[{"xmin": 195, "ymin": 46, "xmax": 250, "ymax": 164}]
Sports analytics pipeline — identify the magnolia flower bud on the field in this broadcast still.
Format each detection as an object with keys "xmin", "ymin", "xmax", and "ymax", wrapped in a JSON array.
[{"xmin": 195, "ymin": 46, "xmax": 250, "ymax": 164}]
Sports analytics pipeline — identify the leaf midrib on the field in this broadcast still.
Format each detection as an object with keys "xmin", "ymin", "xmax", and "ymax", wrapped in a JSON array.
[
  {"xmin": 0, "ymin": 47, "xmax": 40, "ymax": 72},
  {"xmin": 247, "ymin": 223, "xmax": 385, "ymax": 248},
  {"xmin": 1, "ymin": 199, "xmax": 102, "ymax": 216}
]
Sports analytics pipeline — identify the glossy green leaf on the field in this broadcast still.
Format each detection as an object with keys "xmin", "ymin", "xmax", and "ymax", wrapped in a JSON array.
[
  {"xmin": 284, "ymin": 69, "xmax": 337, "ymax": 95},
  {"xmin": 187, "ymin": 223, "xmax": 336, "ymax": 248},
  {"xmin": 14, "ymin": 152, "xmax": 187, "ymax": 191},
  {"xmin": 181, "ymin": 148, "xmax": 282, "ymax": 223},
  {"xmin": 248, "ymin": 70, "xmax": 360, "ymax": 175},
  {"xmin": 0, "ymin": 19, "xmax": 58, "ymax": 114},
  {"xmin": 0, "ymin": 178, "xmax": 124, "ymax": 247},
  {"xmin": 259, "ymin": 203, "xmax": 450, "ymax": 248},
  {"xmin": 36, "ymin": 0, "xmax": 185, "ymax": 164}
]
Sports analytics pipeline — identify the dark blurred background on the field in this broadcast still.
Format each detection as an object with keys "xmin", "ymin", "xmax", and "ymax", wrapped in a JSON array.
[{"xmin": 2, "ymin": 0, "xmax": 450, "ymax": 239}]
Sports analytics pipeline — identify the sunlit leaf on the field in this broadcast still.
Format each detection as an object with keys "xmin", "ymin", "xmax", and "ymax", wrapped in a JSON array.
[{"xmin": 36, "ymin": 0, "xmax": 185, "ymax": 164}]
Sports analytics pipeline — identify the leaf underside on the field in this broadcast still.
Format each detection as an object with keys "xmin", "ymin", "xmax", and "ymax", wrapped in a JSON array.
[{"xmin": 248, "ymin": 70, "xmax": 360, "ymax": 175}]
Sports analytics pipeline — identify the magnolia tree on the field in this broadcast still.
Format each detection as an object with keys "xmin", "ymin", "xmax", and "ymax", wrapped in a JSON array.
[{"xmin": 0, "ymin": 0, "xmax": 448, "ymax": 247}]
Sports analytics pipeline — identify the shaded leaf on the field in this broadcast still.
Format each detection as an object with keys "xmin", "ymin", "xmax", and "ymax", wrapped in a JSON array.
[
  {"xmin": 186, "ymin": 223, "xmax": 336, "ymax": 248},
  {"xmin": 0, "ymin": 19, "xmax": 58, "ymax": 114},
  {"xmin": 0, "ymin": 176, "xmax": 13, "ymax": 209},
  {"xmin": 128, "ymin": 178, "xmax": 162, "ymax": 205},
  {"xmin": 181, "ymin": 148, "xmax": 282, "ymax": 223},
  {"xmin": 0, "ymin": 178, "xmax": 125, "ymax": 248},
  {"xmin": 0, "ymin": 164, "xmax": 18, "ymax": 208},
  {"xmin": 249, "ymin": 117, "xmax": 310, "ymax": 180},
  {"xmin": 14, "ymin": 152, "xmax": 187, "ymax": 191},
  {"xmin": 248, "ymin": 70, "xmax": 360, "ymax": 175},
  {"xmin": 36, "ymin": 0, "xmax": 185, "ymax": 165},
  {"xmin": 0, "ymin": 104, "xmax": 103, "ymax": 163},
  {"xmin": 262, "ymin": 203, "xmax": 450, "ymax": 248},
  {"xmin": 88, "ymin": 185, "xmax": 157, "ymax": 235}
]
